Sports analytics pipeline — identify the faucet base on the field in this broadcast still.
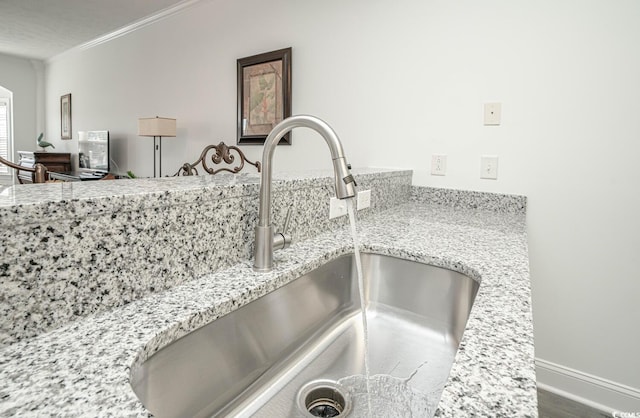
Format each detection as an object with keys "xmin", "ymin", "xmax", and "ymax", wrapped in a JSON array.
[{"xmin": 254, "ymin": 225, "xmax": 274, "ymax": 271}]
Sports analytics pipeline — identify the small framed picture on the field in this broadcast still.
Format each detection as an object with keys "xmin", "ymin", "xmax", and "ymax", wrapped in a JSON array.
[
  {"xmin": 60, "ymin": 93, "xmax": 72, "ymax": 140},
  {"xmin": 237, "ymin": 47, "xmax": 292, "ymax": 145}
]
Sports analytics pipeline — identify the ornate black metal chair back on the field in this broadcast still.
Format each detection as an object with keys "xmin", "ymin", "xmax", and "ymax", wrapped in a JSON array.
[{"xmin": 173, "ymin": 142, "xmax": 260, "ymax": 176}]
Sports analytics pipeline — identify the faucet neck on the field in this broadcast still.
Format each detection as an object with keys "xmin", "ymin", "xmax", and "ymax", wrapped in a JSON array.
[
  {"xmin": 254, "ymin": 115, "xmax": 356, "ymax": 271},
  {"xmin": 257, "ymin": 115, "xmax": 354, "ymax": 227}
]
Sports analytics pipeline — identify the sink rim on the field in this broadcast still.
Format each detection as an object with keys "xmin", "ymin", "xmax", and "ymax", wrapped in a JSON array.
[{"xmin": 128, "ymin": 249, "xmax": 483, "ymax": 381}]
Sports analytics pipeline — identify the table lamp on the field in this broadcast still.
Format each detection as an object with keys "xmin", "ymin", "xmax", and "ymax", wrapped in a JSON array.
[{"xmin": 138, "ymin": 116, "xmax": 176, "ymax": 177}]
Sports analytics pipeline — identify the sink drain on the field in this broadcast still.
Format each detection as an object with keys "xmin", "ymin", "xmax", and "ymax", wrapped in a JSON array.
[{"xmin": 297, "ymin": 380, "xmax": 351, "ymax": 417}]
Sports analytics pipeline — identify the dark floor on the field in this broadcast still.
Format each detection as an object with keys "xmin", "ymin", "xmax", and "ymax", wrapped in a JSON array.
[{"xmin": 538, "ymin": 388, "xmax": 612, "ymax": 418}]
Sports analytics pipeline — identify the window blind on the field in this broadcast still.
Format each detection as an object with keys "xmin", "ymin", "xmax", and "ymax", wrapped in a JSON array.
[{"xmin": 0, "ymin": 100, "xmax": 9, "ymax": 174}]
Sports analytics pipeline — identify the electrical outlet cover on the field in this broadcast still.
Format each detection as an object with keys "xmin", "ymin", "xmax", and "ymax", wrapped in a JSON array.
[
  {"xmin": 357, "ymin": 190, "xmax": 371, "ymax": 210},
  {"xmin": 431, "ymin": 154, "xmax": 447, "ymax": 176},
  {"xmin": 329, "ymin": 197, "xmax": 348, "ymax": 219}
]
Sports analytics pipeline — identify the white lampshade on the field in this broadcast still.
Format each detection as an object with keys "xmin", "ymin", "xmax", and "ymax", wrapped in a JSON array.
[{"xmin": 138, "ymin": 117, "xmax": 176, "ymax": 137}]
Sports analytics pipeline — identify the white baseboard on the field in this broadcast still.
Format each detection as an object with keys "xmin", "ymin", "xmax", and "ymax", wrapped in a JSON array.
[{"xmin": 536, "ymin": 358, "xmax": 640, "ymax": 413}]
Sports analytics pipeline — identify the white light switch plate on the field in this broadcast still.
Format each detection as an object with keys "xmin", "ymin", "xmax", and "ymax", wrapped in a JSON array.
[{"xmin": 480, "ymin": 155, "xmax": 499, "ymax": 179}]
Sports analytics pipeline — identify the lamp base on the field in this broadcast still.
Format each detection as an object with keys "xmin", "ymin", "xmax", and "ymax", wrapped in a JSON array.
[{"xmin": 153, "ymin": 136, "xmax": 163, "ymax": 178}]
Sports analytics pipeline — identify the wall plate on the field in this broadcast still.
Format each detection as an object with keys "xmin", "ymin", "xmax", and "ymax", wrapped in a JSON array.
[
  {"xmin": 329, "ymin": 197, "xmax": 348, "ymax": 219},
  {"xmin": 480, "ymin": 155, "xmax": 499, "ymax": 179},
  {"xmin": 431, "ymin": 154, "xmax": 447, "ymax": 176},
  {"xmin": 357, "ymin": 190, "xmax": 371, "ymax": 210}
]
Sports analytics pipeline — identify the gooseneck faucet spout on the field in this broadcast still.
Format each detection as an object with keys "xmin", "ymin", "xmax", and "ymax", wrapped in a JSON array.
[{"xmin": 254, "ymin": 115, "xmax": 357, "ymax": 272}]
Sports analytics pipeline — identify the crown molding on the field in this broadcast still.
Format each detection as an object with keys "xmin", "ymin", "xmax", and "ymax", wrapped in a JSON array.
[{"xmin": 48, "ymin": 0, "xmax": 204, "ymax": 63}]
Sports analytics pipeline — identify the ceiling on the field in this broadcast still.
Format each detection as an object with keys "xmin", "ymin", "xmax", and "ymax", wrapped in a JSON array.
[{"xmin": 0, "ymin": 0, "xmax": 192, "ymax": 60}]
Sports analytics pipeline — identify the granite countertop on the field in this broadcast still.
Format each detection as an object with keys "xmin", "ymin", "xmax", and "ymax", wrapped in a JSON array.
[{"xmin": 0, "ymin": 199, "xmax": 536, "ymax": 416}]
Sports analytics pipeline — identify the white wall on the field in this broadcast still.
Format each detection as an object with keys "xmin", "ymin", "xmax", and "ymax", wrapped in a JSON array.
[
  {"xmin": 44, "ymin": 0, "xmax": 640, "ymax": 410},
  {"xmin": 0, "ymin": 53, "xmax": 43, "ymax": 161}
]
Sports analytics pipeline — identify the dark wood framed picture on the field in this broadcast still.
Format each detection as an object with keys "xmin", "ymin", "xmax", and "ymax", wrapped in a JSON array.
[
  {"xmin": 60, "ymin": 93, "xmax": 72, "ymax": 139},
  {"xmin": 237, "ymin": 47, "xmax": 291, "ymax": 145}
]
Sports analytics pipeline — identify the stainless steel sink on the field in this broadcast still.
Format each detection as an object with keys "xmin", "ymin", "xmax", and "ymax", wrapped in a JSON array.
[{"xmin": 130, "ymin": 253, "xmax": 479, "ymax": 417}]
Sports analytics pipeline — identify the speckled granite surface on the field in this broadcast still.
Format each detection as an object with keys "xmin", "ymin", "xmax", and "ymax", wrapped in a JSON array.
[
  {"xmin": 0, "ymin": 184, "xmax": 537, "ymax": 417},
  {"xmin": 0, "ymin": 168, "xmax": 410, "ymax": 346},
  {"xmin": 411, "ymin": 185, "xmax": 527, "ymax": 214}
]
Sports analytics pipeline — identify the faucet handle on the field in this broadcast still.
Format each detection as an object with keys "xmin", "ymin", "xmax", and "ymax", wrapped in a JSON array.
[
  {"xmin": 281, "ymin": 205, "xmax": 293, "ymax": 234},
  {"xmin": 273, "ymin": 205, "xmax": 293, "ymax": 251}
]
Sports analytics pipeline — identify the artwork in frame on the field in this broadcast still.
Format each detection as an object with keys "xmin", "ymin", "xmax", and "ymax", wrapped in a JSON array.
[
  {"xmin": 237, "ymin": 47, "xmax": 291, "ymax": 145},
  {"xmin": 60, "ymin": 93, "xmax": 72, "ymax": 139}
]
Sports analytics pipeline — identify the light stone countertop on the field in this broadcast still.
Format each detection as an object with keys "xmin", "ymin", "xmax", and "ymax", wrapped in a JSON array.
[
  {"xmin": 0, "ymin": 168, "xmax": 411, "ymax": 346},
  {"xmin": 0, "ymin": 196, "xmax": 536, "ymax": 416},
  {"xmin": 0, "ymin": 168, "xmax": 402, "ymax": 225}
]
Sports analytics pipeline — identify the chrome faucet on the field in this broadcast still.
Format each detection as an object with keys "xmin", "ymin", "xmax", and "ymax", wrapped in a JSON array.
[{"xmin": 254, "ymin": 115, "xmax": 357, "ymax": 272}]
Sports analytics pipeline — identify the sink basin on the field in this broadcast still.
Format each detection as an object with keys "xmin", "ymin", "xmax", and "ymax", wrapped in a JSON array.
[{"xmin": 130, "ymin": 253, "xmax": 479, "ymax": 417}]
